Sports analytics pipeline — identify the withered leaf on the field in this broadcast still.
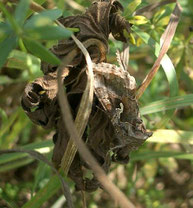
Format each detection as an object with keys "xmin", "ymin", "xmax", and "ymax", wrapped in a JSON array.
[{"xmin": 21, "ymin": 0, "xmax": 151, "ymax": 192}]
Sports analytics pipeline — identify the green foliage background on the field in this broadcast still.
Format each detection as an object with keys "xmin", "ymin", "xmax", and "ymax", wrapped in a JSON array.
[{"xmin": 0, "ymin": 0, "xmax": 193, "ymax": 207}]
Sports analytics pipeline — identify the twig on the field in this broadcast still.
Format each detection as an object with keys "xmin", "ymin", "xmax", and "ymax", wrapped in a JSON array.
[
  {"xmin": 66, "ymin": 0, "xmax": 85, "ymax": 12},
  {"xmin": 137, "ymin": 2, "xmax": 182, "ymax": 99},
  {"xmin": 81, "ymin": 191, "xmax": 87, "ymax": 208},
  {"xmin": 29, "ymin": 0, "xmax": 45, "ymax": 12}
]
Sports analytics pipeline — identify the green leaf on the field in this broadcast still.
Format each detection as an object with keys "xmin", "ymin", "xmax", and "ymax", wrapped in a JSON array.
[
  {"xmin": 128, "ymin": 15, "xmax": 149, "ymax": 25},
  {"xmin": 0, "ymin": 157, "xmax": 34, "ymax": 173},
  {"xmin": 0, "ymin": 22, "xmax": 12, "ymax": 41},
  {"xmin": 0, "ymin": 2, "xmax": 20, "ymax": 33},
  {"xmin": 140, "ymin": 94, "xmax": 193, "ymax": 115},
  {"xmin": 1, "ymin": 111, "xmax": 28, "ymax": 149},
  {"xmin": 124, "ymin": 0, "xmax": 142, "ymax": 17},
  {"xmin": 32, "ymin": 155, "xmax": 52, "ymax": 195},
  {"xmin": 123, "ymin": 29, "xmax": 136, "ymax": 44},
  {"xmin": 0, "ymin": 140, "xmax": 53, "ymax": 172},
  {"xmin": 24, "ymin": 9, "xmax": 63, "ymax": 29},
  {"xmin": 14, "ymin": 0, "xmax": 30, "ymax": 25},
  {"xmin": 0, "ymin": 108, "xmax": 21, "ymax": 142},
  {"xmin": 23, "ymin": 38, "xmax": 61, "ymax": 65},
  {"xmin": 0, "ymin": 140, "xmax": 63, "ymax": 208},
  {"xmin": 147, "ymin": 129, "xmax": 193, "ymax": 145},
  {"xmin": 22, "ymin": 175, "xmax": 61, "ymax": 208},
  {"xmin": 66, "ymin": 27, "xmax": 80, "ymax": 33},
  {"xmin": 0, "ymin": 35, "xmax": 18, "ymax": 70},
  {"xmin": 131, "ymin": 151, "xmax": 193, "ymax": 161},
  {"xmin": 0, "ymin": 149, "xmax": 72, "ymax": 206},
  {"xmin": 25, "ymin": 25, "xmax": 72, "ymax": 40},
  {"xmin": 0, "ymin": 108, "xmax": 8, "ymax": 124},
  {"xmin": 132, "ymin": 26, "xmax": 179, "ymax": 97},
  {"xmin": 5, "ymin": 49, "xmax": 40, "ymax": 71}
]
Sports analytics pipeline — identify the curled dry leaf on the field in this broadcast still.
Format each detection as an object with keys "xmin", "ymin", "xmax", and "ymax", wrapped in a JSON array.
[{"xmin": 21, "ymin": 0, "xmax": 151, "ymax": 192}]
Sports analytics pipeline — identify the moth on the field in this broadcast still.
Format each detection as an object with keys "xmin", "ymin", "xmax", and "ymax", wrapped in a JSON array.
[{"xmin": 87, "ymin": 53, "xmax": 152, "ymax": 163}]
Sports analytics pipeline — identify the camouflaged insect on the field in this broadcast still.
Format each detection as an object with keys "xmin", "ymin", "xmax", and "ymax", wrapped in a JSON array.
[
  {"xmin": 87, "ymin": 58, "xmax": 152, "ymax": 164},
  {"xmin": 21, "ymin": 0, "xmax": 152, "ymax": 192}
]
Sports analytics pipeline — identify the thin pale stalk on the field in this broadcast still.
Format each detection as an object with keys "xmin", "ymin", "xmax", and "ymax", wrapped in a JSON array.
[{"xmin": 137, "ymin": 2, "xmax": 182, "ymax": 99}]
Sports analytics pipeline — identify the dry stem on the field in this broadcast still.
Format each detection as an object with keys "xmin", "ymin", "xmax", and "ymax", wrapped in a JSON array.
[{"xmin": 137, "ymin": 2, "xmax": 182, "ymax": 99}]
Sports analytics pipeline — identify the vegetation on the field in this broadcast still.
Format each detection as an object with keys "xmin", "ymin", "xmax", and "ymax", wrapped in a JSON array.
[{"xmin": 0, "ymin": 0, "xmax": 193, "ymax": 207}]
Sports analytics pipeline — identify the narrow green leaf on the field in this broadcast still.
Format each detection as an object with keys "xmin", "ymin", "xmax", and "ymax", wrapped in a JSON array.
[
  {"xmin": 0, "ymin": 22, "xmax": 12, "ymax": 41},
  {"xmin": 1, "ymin": 112, "xmax": 28, "ymax": 149},
  {"xmin": 133, "ymin": 26, "xmax": 179, "ymax": 97},
  {"xmin": 22, "ymin": 175, "xmax": 61, "ymax": 208},
  {"xmin": 0, "ymin": 35, "xmax": 17, "ymax": 69},
  {"xmin": 0, "ymin": 108, "xmax": 8, "ymax": 124},
  {"xmin": 128, "ymin": 15, "xmax": 149, "ymax": 25},
  {"xmin": 0, "ymin": 157, "xmax": 34, "ymax": 173},
  {"xmin": 0, "ymin": 140, "xmax": 53, "ymax": 166},
  {"xmin": 14, "ymin": 0, "xmax": 30, "ymax": 25},
  {"xmin": 24, "ymin": 9, "xmax": 63, "ymax": 29},
  {"xmin": 0, "ymin": 149, "xmax": 73, "ymax": 207},
  {"xmin": 0, "ymin": 137, "xmax": 60, "ymax": 207},
  {"xmin": 32, "ymin": 159, "xmax": 52, "ymax": 196},
  {"xmin": 140, "ymin": 94, "xmax": 193, "ymax": 115},
  {"xmin": 124, "ymin": 0, "xmax": 142, "ymax": 17},
  {"xmin": 0, "ymin": 2, "xmax": 20, "ymax": 33},
  {"xmin": 123, "ymin": 29, "xmax": 136, "ymax": 44},
  {"xmin": 23, "ymin": 38, "xmax": 61, "ymax": 65},
  {"xmin": 147, "ymin": 129, "xmax": 193, "ymax": 145},
  {"xmin": 0, "ymin": 108, "xmax": 21, "ymax": 142},
  {"xmin": 25, "ymin": 25, "xmax": 72, "ymax": 40},
  {"xmin": 131, "ymin": 151, "xmax": 193, "ymax": 161},
  {"xmin": 66, "ymin": 27, "xmax": 80, "ymax": 33}
]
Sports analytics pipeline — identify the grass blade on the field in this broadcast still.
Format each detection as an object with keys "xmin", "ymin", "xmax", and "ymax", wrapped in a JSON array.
[
  {"xmin": 136, "ymin": 2, "xmax": 182, "ymax": 98},
  {"xmin": 131, "ymin": 151, "xmax": 193, "ymax": 161},
  {"xmin": 147, "ymin": 129, "xmax": 193, "ymax": 145},
  {"xmin": 140, "ymin": 94, "xmax": 193, "ymax": 115},
  {"xmin": 0, "ymin": 140, "xmax": 53, "ymax": 169},
  {"xmin": 22, "ymin": 175, "xmax": 61, "ymax": 208},
  {"xmin": 0, "ymin": 149, "xmax": 73, "ymax": 208}
]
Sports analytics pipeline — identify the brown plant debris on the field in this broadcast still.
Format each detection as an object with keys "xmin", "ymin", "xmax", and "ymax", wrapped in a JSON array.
[{"xmin": 21, "ymin": 0, "xmax": 152, "ymax": 192}]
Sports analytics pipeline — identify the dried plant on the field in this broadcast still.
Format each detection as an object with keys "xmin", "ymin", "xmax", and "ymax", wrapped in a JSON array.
[{"xmin": 21, "ymin": 0, "xmax": 151, "ymax": 193}]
